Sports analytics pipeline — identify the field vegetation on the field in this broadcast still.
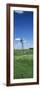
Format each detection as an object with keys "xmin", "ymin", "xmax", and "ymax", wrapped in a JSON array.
[{"xmin": 14, "ymin": 48, "xmax": 33, "ymax": 79}]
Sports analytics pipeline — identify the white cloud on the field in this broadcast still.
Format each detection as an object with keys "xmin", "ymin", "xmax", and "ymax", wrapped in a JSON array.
[
  {"xmin": 15, "ymin": 38, "xmax": 20, "ymax": 41},
  {"xmin": 15, "ymin": 10, "xmax": 24, "ymax": 14}
]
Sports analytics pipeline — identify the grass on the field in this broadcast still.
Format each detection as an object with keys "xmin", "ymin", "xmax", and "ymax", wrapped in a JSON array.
[{"xmin": 14, "ymin": 48, "xmax": 33, "ymax": 79}]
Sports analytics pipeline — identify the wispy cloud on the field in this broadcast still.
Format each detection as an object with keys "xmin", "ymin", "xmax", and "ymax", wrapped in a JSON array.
[
  {"xmin": 15, "ymin": 10, "xmax": 24, "ymax": 14},
  {"xmin": 15, "ymin": 38, "xmax": 20, "ymax": 41}
]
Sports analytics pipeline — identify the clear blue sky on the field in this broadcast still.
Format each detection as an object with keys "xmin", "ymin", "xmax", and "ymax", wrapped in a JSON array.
[{"xmin": 14, "ymin": 10, "xmax": 33, "ymax": 49}]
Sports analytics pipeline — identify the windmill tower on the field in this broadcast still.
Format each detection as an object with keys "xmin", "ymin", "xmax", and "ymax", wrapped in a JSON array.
[
  {"xmin": 20, "ymin": 38, "xmax": 24, "ymax": 54},
  {"xmin": 15, "ymin": 38, "xmax": 24, "ymax": 54},
  {"xmin": 20, "ymin": 39, "xmax": 24, "ymax": 49}
]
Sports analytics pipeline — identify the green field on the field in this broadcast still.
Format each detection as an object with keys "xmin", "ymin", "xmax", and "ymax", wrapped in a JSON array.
[{"xmin": 14, "ymin": 48, "xmax": 33, "ymax": 79}]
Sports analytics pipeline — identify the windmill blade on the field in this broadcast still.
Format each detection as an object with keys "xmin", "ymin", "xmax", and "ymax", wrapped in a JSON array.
[{"xmin": 15, "ymin": 38, "xmax": 20, "ymax": 41}]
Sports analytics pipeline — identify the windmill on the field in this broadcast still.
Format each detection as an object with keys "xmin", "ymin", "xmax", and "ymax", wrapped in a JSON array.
[
  {"xmin": 20, "ymin": 38, "xmax": 24, "ymax": 49},
  {"xmin": 15, "ymin": 38, "xmax": 24, "ymax": 53}
]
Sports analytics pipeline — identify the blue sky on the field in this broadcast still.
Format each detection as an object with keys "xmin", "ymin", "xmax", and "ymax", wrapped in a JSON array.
[{"xmin": 14, "ymin": 10, "xmax": 33, "ymax": 49}]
